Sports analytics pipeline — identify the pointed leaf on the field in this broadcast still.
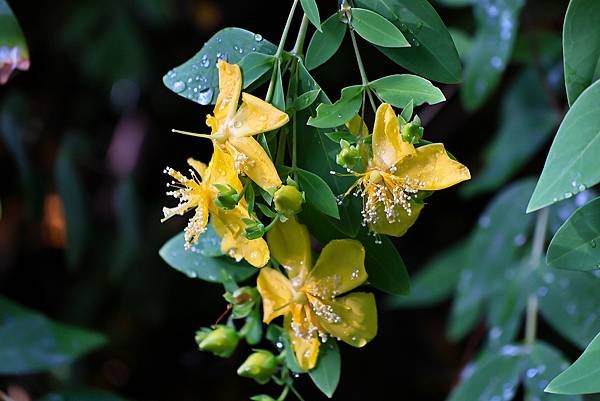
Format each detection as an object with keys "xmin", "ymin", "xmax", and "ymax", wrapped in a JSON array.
[
  {"xmin": 308, "ymin": 85, "xmax": 364, "ymax": 128},
  {"xmin": 239, "ymin": 52, "xmax": 275, "ymax": 88},
  {"xmin": 309, "ymin": 339, "xmax": 341, "ymax": 398},
  {"xmin": 369, "ymin": 74, "xmax": 445, "ymax": 107},
  {"xmin": 350, "ymin": 8, "xmax": 409, "ymax": 48},
  {"xmin": 300, "ymin": 0, "xmax": 322, "ymax": 31},
  {"xmin": 305, "ymin": 13, "xmax": 347, "ymax": 70}
]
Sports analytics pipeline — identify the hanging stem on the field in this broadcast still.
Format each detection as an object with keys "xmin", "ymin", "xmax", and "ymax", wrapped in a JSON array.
[
  {"xmin": 347, "ymin": 22, "xmax": 377, "ymax": 112},
  {"xmin": 265, "ymin": 0, "xmax": 300, "ymax": 103},
  {"xmin": 524, "ymin": 208, "xmax": 549, "ymax": 346},
  {"xmin": 292, "ymin": 14, "xmax": 310, "ymax": 57},
  {"xmin": 276, "ymin": 385, "xmax": 290, "ymax": 401}
]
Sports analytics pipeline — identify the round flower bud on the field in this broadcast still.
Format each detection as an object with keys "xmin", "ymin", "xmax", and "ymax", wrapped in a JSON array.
[
  {"xmin": 401, "ymin": 121, "xmax": 424, "ymax": 144},
  {"xmin": 197, "ymin": 325, "xmax": 239, "ymax": 358},
  {"xmin": 237, "ymin": 350, "xmax": 279, "ymax": 384},
  {"xmin": 336, "ymin": 146, "xmax": 360, "ymax": 169},
  {"xmin": 273, "ymin": 185, "xmax": 304, "ymax": 216}
]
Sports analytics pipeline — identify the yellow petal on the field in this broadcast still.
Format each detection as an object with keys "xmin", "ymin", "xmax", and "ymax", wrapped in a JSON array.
[
  {"xmin": 212, "ymin": 206, "xmax": 269, "ymax": 268},
  {"xmin": 213, "ymin": 60, "xmax": 242, "ymax": 123},
  {"xmin": 396, "ymin": 143, "xmax": 471, "ymax": 190},
  {"xmin": 257, "ymin": 267, "xmax": 294, "ymax": 323},
  {"xmin": 369, "ymin": 201, "xmax": 424, "ymax": 237},
  {"xmin": 285, "ymin": 305, "xmax": 321, "ymax": 371},
  {"xmin": 309, "ymin": 292, "xmax": 377, "ymax": 348},
  {"xmin": 205, "ymin": 144, "xmax": 244, "ymax": 192},
  {"xmin": 304, "ymin": 239, "xmax": 367, "ymax": 297},
  {"xmin": 187, "ymin": 158, "xmax": 207, "ymax": 180},
  {"xmin": 372, "ymin": 103, "xmax": 415, "ymax": 169},
  {"xmin": 266, "ymin": 218, "xmax": 312, "ymax": 280},
  {"xmin": 229, "ymin": 92, "xmax": 289, "ymax": 137},
  {"xmin": 226, "ymin": 136, "xmax": 282, "ymax": 191},
  {"xmin": 346, "ymin": 114, "xmax": 369, "ymax": 137}
]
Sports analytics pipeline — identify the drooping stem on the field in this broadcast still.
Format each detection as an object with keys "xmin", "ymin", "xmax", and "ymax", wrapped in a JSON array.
[
  {"xmin": 348, "ymin": 23, "xmax": 377, "ymax": 112},
  {"xmin": 524, "ymin": 207, "xmax": 549, "ymax": 346},
  {"xmin": 276, "ymin": 385, "xmax": 290, "ymax": 401},
  {"xmin": 292, "ymin": 14, "xmax": 310, "ymax": 57},
  {"xmin": 265, "ymin": 0, "xmax": 300, "ymax": 103}
]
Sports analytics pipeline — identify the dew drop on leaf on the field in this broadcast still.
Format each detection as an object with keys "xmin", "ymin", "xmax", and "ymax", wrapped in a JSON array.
[
  {"xmin": 173, "ymin": 80, "xmax": 186, "ymax": 93},
  {"xmin": 197, "ymin": 88, "xmax": 214, "ymax": 105}
]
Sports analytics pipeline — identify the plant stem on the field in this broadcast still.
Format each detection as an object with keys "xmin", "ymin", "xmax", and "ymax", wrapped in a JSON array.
[
  {"xmin": 292, "ymin": 113, "xmax": 298, "ymax": 180},
  {"xmin": 292, "ymin": 14, "xmax": 310, "ymax": 57},
  {"xmin": 348, "ymin": 23, "xmax": 377, "ymax": 112},
  {"xmin": 265, "ymin": 0, "xmax": 300, "ymax": 103},
  {"xmin": 277, "ymin": 385, "xmax": 290, "ymax": 401},
  {"xmin": 524, "ymin": 207, "xmax": 549, "ymax": 346}
]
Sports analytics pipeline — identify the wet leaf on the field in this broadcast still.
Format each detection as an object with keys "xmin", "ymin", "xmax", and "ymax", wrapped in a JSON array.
[
  {"xmin": 305, "ymin": 13, "xmax": 346, "ymax": 70},
  {"xmin": 350, "ymin": 8, "xmax": 409, "ymax": 48},
  {"xmin": 308, "ymin": 85, "xmax": 364, "ymax": 128},
  {"xmin": 369, "ymin": 74, "xmax": 445, "ymax": 107},
  {"xmin": 309, "ymin": 339, "xmax": 341, "ymax": 398}
]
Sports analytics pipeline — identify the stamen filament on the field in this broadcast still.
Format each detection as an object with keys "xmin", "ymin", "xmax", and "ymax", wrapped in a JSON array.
[{"xmin": 171, "ymin": 128, "xmax": 214, "ymax": 140}]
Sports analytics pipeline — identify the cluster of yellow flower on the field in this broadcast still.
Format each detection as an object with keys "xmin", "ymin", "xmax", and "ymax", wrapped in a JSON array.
[{"xmin": 162, "ymin": 60, "xmax": 470, "ymax": 371}]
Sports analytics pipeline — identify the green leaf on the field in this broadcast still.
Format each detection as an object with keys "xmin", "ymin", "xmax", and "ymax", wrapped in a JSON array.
[
  {"xmin": 462, "ymin": 69, "xmax": 559, "ymax": 197},
  {"xmin": 305, "ymin": 13, "xmax": 347, "ymax": 70},
  {"xmin": 546, "ymin": 331, "xmax": 600, "ymax": 395},
  {"xmin": 239, "ymin": 52, "xmax": 275, "ymax": 88},
  {"xmin": 436, "ymin": 0, "xmax": 473, "ymax": 7},
  {"xmin": 324, "ymin": 130, "xmax": 357, "ymax": 144},
  {"xmin": 354, "ymin": 0, "xmax": 462, "ymax": 83},
  {"xmin": 350, "ymin": 8, "xmax": 409, "ymax": 48},
  {"xmin": 369, "ymin": 74, "xmax": 445, "ymax": 107},
  {"xmin": 358, "ymin": 231, "xmax": 410, "ymax": 295},
  {"xmin": 388, "ymin": 242, "xmax": 468, "ymax": 308},
  {"xmin": 272, "ymin": 62, "xmax": 285, "ymax": 111},
  {"xmin": 446, "ymin": 347, "xmax": 527, "ymax": 401},
  {"xmin": 163, "ymin": 28, "xmax": 276, "ymax": 105},
  {"xmin": 527, "ymin": 80, "xmax": 600, "ymax": 213},
  {"xmin": 526, "ymin": 343, "xmax": 581, "ymax": 400},
  {"xmin": 0, "ymin": 0, "xmax": 30, "ymax": 84},
  {"xmin": 0, "ymin": 297, "xmax": 106, "ymax": 375},
  {"xmin": 55, "ymin": 136, "xmax": 89, "ymax": 269},
  {"xmin": 38, "ymin": 389, "xmax": 130, "ymax": 401},
  {"xmin": 296, "ymin": 168, "xmax": 340, "ymax": 219},
  {"xmin": 448, "ymin": 28, "xmax": 473, "ymax": 61},
  {"xmin": 159, "ymin": 231, "xmax": 257, "ymax": 283},
  {"xmin": 563, "ymin": 0, "xmax": 600, "ymax": 105},
  {"xmin": 547, "ymin": 197, "xmax": 600, "ymax": 270},
  {"xmin": 448, "ymin": 179, "xmax": 536, "ymax": 341},
  {"xmin": 537, "ymin": 268, "xmax": 600, "ymax": 349},
  {"xmin": 400, "ymin": 99, "xmax": 414, "ymax": 122},
  {"xmin": 308, "ymin": 85, "xmax": 364, "ymax": 128},
  {"xmin": 309, "ymin": 339, "xmax": 341, "ymax": 398},
  {"xmin": 289, "ymin": 89, "xmax": 321, "ymax": 112},
  {"xmin": 300, "ymin": 0, "xmax": 321, "ymax": 31},
  {"xmin": 461, "ymin": 0, "xmax": 525, "ymax": 111}
]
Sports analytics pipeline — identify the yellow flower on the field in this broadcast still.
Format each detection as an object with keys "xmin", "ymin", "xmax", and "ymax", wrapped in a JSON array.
[
  {"xmin": 257, "ymin": 218, "xmax": 377, "ymax": 371},
  {"xmin": 349, "ymin": 103, "xmax": 470, "ymax": 237},
  {"xmin": 174, "ymin": 60, "xmax": 289, "ymax": 193},
  {"xmin": 162, "ymin": 144, "xmax": 269, "ymax": 267}
]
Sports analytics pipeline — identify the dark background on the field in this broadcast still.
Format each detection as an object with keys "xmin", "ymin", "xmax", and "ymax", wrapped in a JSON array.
[{"xmin": 0, "ymin": 0, "xmax": 571, "ymax": 400}]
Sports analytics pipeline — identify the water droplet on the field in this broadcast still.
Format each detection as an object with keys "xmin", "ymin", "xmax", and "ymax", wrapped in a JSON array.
[
  {"xmin": 490, "ymin": 56, "xmax": 503, "ymax": 69},
  {"xmin": 566, "ymin": 302, "xmax": 577, "ymax": 315},
  {"xmin": 478, "ymin": 215, "xmax": 491, "ymax": 228},
  {"xmin": 337, "ymin": 114, "xmax": 342, "ymax": 118},
  {"xmin": 537, "ymin": 286, "xmax": 548, "ymax": 297},
  {"xmin": 564, "ymin": 192, "xmax": 573, "ymax": 199},
  {"xmin": 197, "ymin": 87, "xmax": 213, "ymax": 105},
  {"xmin": 489, "ymin": 326, "xmax": 502, "ymax": 340},
  {"xmin": 578, "ymin": 184, "xmax": 587, "ymax": 191},
  {"xmin": 200, "ymin": 54, "xmax": 210, "ymax": 68},
  {"xmin": 591, "ymin": 240, "xmax": 597, "ymax": 248},
  {"xmin": 526, "ymin": 368, "xmax": 538, "ymax": 378},
  {"xmin": 513, "ymin": 233, "xmax": 526, "ymax": 247},
  {"xmin": 254, "ymin": 33, "xmax": 263, "ymax": 42},
  {"xmin": 173, "ymin": 80, "xmax": 186, "ymax": 93},
  {"xmin": 234, "ymin": 121, "xmax": 242, "ymax": 128}
]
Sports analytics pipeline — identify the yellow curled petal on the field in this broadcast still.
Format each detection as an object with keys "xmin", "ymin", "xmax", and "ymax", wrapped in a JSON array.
[
  {"xmin": 305, "ymin": 239, "xmax": 367, "ymax": 296},
  {"xmin": 229, "ymin": 92, "xmax": 289, "ymax": 138},
  {"xmin": 396, "ymin": 143, "xmax": 471, "ymax": 191},
  {"xmin": 187, "ymin": 158, "xmax": 208, "ymax": 180},
  {"xmin": 266, "ymin": 218, "xmax": 312, "ymax": 281},
  {"xmin": 226, "ymin": 136, "xmax": 282, "ymax": 191},
  {"xmin": 213, "ymin": 60, "xmax": 242, "ymax": 123},
  {"xmin": 309, "ymin": 292, "xmax": 377, "ymax": 348},
  {"xmin": 257, "ymin": 267, "xmax": 294, "ymax": 323},
  {"xmin": 285, "ymin": 305, "xmax": 321, "ymax": 371},
  {"xmin": 205, "ymin": 144, "xmax": 244, "ymax": 192},
  {"xmin": 372, "ymin": 103, "xmax": 415, "ymax": 169},
  {"xmin": 369, "ymin": 200, "xmax": 424, "ymax": 237},
  {"xmin": 346, "ymin": 114, "xmax": 369, "ymax": 137}
]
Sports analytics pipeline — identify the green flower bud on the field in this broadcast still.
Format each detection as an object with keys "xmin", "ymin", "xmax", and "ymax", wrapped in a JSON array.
[
  {"xmin": 237, "ymin": 350, "xmax": 279, "ymax": 384},
  {"xmin": 336, "ymin": 144, "xmax": 361, "ymax": 169},
  {"xmin": 401, "ymin": 119, "xmax": 424, "ymax": 144},
  {"xmin": 197, "ymin": 325, "xmax": 239, "ymax": 358},
  {"xmin": 273, "ymin": 185, "xmax": 304, "ymax": 216},
  {"xmin": 250, "ymin": 395, "xmax": 277, "ymax": 401},
  {"xmin": 214, "ymin": 184, "xmax": 240, "ymax": 210},
  {"xmin": 243, "ymin": 218, "xmax": 266, "ymax": 240}
]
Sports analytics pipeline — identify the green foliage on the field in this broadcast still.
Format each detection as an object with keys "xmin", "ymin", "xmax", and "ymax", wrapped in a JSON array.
[
  {"xmin": 369, "ymin": 74, "xmax": 445, "ymax": 107},
  {"xmin": 308, "ymin": 85, "xmax": 364, "ymax": 128},
  {"xmin": 527, "ymin": 80, "xmax": 600, "ymax": 212},
  {"xmin": 546, "ymin": 331, "xmax": 600, "ymax": 395},
  {"xmin": 354, "ymin": 0, "xmax": 462, "ymax": 83},
  {"xmin": 461, "ymin": 0, "xmax": 524, "ymax": 111},
  {"xmin": 463, "ymin": 69, "xmax": 559, "ymax": 196},
  {"xmin": 0, "ymin": 0, "xmax": 29, "ymax": 58},
  {"xmin": 159, "ymin": 229, "xmax": 257, "ymax": 283},
  {"xmin": 295, "ymin": 168, "xmax": 339, "ymax": 219},
  {"xmin": 300, "ymin": 0, "xmax": 321, "ymax": 31},
  {"xmin": 239, "ymin": 52, "xmax": 275, "ymax": 88},
  {"xmin": 305, "ymin": 13, "xmax": 346, "ymax": 70},
  {"xmin": 359, "ymin": 231, "xmax": 410, "ymax": 295},
  {"xmin": 562, "ymin": 0, "xmax": 600, "ymax": 105},
  {"xmin": 350, "ymin": 8, "xmax": 409, "ymax": 48},
  {"xmin": 163, "ymin": 28, "xmax": 276, "ymax": 105},
  {"xmin": 547, "ymin": 196, "xmax": 600, "ymax": 270},
  {"xmin": 308, "ymin": 339, "xmax": 341, "ymax": 398},
  {"xmin": 0, "ymin": 296, "xmax": 106, "ymax": 375}
]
